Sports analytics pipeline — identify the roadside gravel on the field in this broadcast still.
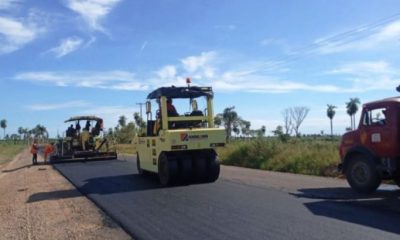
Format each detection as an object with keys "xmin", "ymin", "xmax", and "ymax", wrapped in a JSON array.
[{"xmin": 0, "ymin": 148, "xmax": 131, "ymax": 240}]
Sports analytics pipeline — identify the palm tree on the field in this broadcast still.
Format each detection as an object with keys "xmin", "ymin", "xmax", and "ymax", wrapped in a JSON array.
[
  {"xmin": 0, "ymin": 119, "xmax": 7, "ymax": 139},
  {"xmin": 346, "ymin": 98, "xmax": 360, "ymax": 130},
  {"xmin": 216, "ymin": 106, "xmax": 242, "ymax": 141},
  {"xmin": 18, "ymin": 127, "xmax": 24, "ymax": 139},
  {"xmin": 32, "ymin": 124, "xmax": 48, "ymax": 140},
  {"xmin": 133, "ymin": 112, "xmax": 146, "ymax": 132},
  {"xmin": 260, "ymin": 125, "xmax": 266, "ymax": 136},
  {"xmin": 326, "ymin": 105, "xmax": 337, "ymax": 137}
]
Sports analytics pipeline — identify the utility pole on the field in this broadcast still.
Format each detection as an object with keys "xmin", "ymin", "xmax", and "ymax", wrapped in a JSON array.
[{"xmin": 136, "ymin": 102, "xmax": 145, "ymax": 119}]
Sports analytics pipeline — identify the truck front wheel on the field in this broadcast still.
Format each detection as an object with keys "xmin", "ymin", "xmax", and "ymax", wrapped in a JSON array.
[{"xmin": 346, "ymin": 155, "xmax": 381, "ymax": 193}]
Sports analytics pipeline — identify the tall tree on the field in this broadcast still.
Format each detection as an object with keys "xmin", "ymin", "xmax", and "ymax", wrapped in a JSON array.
[
  {"xmin": 118, "ymin": 115, "xmax": 127, "ymax": 128},
  {"xmin": 133, "ymin": 112, "xmax": 146, "ymax": 132},
  {"xmin": 18, "ymin": 127, "xmax": 24, "ymax": 139},
  {"xmin": 282, "ymin": 108, "xmax": 293, "ymax": 135},
  {"xmin": 259, "ymin": 125, "xmax": 266, "ymax": 137},
  {"xmin": 326, "ymin": 104, "xmax": 337, "ymax": 137},
  {"xmin": 240, "ymin": 120, "xmax": 251, "ymax": 137},
  {"xmin": 0, "ymin": 119, "xmax": 7, "ymax": 139},
  {"xmin": 216, "ymin": 106, "xmax": 244, "ymax": 141},
  {"xmin": 214, "ymin": 115, "xmax": 222, "ymax": 127},
  {"xmin": 346, "ymin": 98, "xmax": 360, "ymax": 130},
  {"xmin": 32, "ymin": 124, "xmax": 48, "ymax": 139},
  {"xmin": 290, "ymin": 107, "xmax": 310, "ymax": 137}
]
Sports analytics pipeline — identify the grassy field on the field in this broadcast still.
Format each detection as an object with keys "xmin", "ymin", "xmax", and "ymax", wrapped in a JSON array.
[
  {"xmin": 116, "ymin": 144, "xmax": 136, "ymax": 155},
  {"xmin": 0, "ymin": 143, "xmax": 26, "ymax": 165},
  {"xmin": 218, "ymin": 138, "xmax": 341, "ymax": 177}
]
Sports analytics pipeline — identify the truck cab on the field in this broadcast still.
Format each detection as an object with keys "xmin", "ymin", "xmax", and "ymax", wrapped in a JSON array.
[{"xmin": 339, "ymin": 97, "xmax": 400, "ymax": 193}]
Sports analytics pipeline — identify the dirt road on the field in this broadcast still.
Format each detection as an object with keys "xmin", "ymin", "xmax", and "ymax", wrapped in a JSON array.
[{"xmin": 0, "ymin": 149, "xmax": 131, "ymax": 240}]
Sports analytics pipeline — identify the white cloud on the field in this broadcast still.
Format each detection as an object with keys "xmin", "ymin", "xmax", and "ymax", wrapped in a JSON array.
[
  {"xmin": 215, "ymin": 69, "xmax": 341, "ymax": 93},
  {"xmin": 14, "ymin": 71, "xmax": 148, "ymax": 90},
  {"xmin": 326, "ymin": 60, "xmax": 400, "ymax": 91},
  {"xmin": 49, "ymin": 37, "xmax": 83, "ymax": 58},
  {"xmin": 27, "ymin": 100, "xmax": 89, "ymax": 111},
  {"xmin": 0, "ymin": 0, "xmax": 21, "ymax": 9},
  {"xmin": 315, "ymin": 20, "xmax": 400, "ymax": 54},
  {"xmin": 181, "ymin": 51, "xmax": 216, "ymax": 73},
  {"xmin": 66, "ymin": 0, "xmax": 121, "ymax": 32},
  {"xmin": 0, "ymin": 16, "xmax": 40, "ymax": 54},
  {"xmin": 152, "ymin": 51, "xmax": 344, "ymax": 93},
  {"xmin": 327, "ymin": 60, "xmax": 392, "ymax": 75},
  {"xmin": 157, "ymin": 65, "xmax": 177, "ymax": 79}
]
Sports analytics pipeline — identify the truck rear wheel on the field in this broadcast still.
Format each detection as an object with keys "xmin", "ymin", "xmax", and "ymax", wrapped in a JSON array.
[
  {"xmin": 346, "ymin": 155, "xmax": 381, "ymax": 193},
  {"xmin": 158, "ymin": 153, "xmax": 178, "ymax": 186}
]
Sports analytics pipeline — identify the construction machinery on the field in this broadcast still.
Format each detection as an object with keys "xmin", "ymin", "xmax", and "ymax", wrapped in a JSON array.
[
  {"xmin": 50, "ymin": 116, "xmax": 117, "ymax": 163},
  {"xmin": 133, "ymin": 80, "xmax": 226, "ymax": 186},
  {"xmin": 339, "ymin": 97, "xmax": 400, "ymax": 193}
]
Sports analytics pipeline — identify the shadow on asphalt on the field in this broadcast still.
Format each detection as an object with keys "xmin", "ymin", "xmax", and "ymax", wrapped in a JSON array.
[
  {"xmin": 294, "ymin": 187, "xmax": 400, "ymax": 200},
  {"xmin": 294, "ymin": 187, "xmax": 400, "ymax": 235},
  {"xmin": 27, "ymin": 173, "xmax": 163, "ymax": 203},
  {"xmin": 304, "ymin": 200, "xmax": 400, "ymax": 235},
  {"xmin": 78, "ymin": 173, "xmax": 163, "ymax": 194}
]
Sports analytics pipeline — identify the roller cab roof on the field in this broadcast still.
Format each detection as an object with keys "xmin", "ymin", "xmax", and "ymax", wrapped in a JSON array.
[
  {"xmin": 147, "ymin": 86, "xmax": 213, "ymax": 99},
  {"xmin": 64, "ymin": 116, "xmax": 103, "ymax": 123}
]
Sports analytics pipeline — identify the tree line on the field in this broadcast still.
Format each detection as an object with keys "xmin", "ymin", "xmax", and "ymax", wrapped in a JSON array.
[
  {"xmin": 214, "ymin": 106, "xmax": 266, "ymax": 140},
  {"xmin": 325, "ymin": 97, "xmax": 361, "ymax": 138},
  {"xmin": 0, "ymin": 97, "xmax": 362, "ymax": 144},
  {"xmin": 0, "ymin": 118, "xmax": 48, "ymax": 143}
]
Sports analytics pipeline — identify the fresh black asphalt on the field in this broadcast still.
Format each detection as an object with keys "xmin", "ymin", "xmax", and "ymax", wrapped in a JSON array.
[{"xmin": 53, "ymin": 157, "xmax": 400, "ymax": 240}]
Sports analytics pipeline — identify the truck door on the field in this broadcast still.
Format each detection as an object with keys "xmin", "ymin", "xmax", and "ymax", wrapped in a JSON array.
[{"xmin": 359, "ymin": 107, "xmax": 393, "ymax": 157}]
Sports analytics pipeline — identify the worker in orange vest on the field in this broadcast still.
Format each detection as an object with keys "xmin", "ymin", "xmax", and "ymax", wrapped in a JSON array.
[
  {"xmin": 44, "ymin": 143, "xmax": 55, "ymax": 164},
  {"xmin": 31, "ymin": 139, "xmax": 39, "ymax": 165}
]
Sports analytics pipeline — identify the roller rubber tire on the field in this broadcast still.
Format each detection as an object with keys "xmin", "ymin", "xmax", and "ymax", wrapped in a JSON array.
[
  {"xmin": 179, "ymin": 157, "xmax": 193, "ymax": 184},
  {"xmin": 158, "ymin": 153, "xmax": 178, "ymax": 186},
  {"xmin": 207, "ymin": 156, "xmax": 220, "ymax": 183},
  {"xmin": 193, "ymin": 156, "xmax": 208, "ymax": 183}
]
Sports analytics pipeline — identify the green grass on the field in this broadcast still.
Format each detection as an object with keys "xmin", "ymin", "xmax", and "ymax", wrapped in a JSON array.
[
  {"xmin": 0, "ymin": 143, "xmax": 26, "ymax": 165},
  {"xmin": 116, "ymin": 144, "xmax": 136, "ymax": 155},
  {"xmin": 217, "ymin": 138, "xmax": 340, "ymax": 177}
]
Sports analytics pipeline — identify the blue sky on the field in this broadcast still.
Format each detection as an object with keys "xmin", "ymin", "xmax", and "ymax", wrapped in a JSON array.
[{"xmin": 1, "ymin": 0, "xmax": 400, "ymax": 137}]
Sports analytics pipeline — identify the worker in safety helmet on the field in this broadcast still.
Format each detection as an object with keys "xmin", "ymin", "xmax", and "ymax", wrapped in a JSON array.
[
  {"xmin": 30, "ymin": 139, "xmax": 39, "ymax": 165},
  {"xmin": 44, "ymin": 142, "xmax": 55, "ymax": 164},
  {"xmin": 166, "ymin": 98, "xmax": 178, "ymax": 116}
]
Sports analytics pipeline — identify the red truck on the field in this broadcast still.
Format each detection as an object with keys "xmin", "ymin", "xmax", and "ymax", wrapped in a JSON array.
[{"xmin": 339, "ymin": 97, "xmax": 400, "ymax": 193}]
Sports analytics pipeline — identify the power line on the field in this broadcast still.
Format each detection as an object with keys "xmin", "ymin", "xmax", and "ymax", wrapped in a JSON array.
[{"xmin": 253, "ymin": 12, "xmax": 400, "ymax": 74}]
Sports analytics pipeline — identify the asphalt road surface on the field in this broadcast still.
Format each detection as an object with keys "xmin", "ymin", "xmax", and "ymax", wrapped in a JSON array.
[{"xmin": 54, "ymin": 156, "xmax": 400, "ymax": 240}]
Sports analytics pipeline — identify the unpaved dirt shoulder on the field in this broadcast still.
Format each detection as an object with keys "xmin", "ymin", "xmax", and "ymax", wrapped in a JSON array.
[{"xmin": 0, "ymin": 148, "xmax": 131, "ymax": 240}]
